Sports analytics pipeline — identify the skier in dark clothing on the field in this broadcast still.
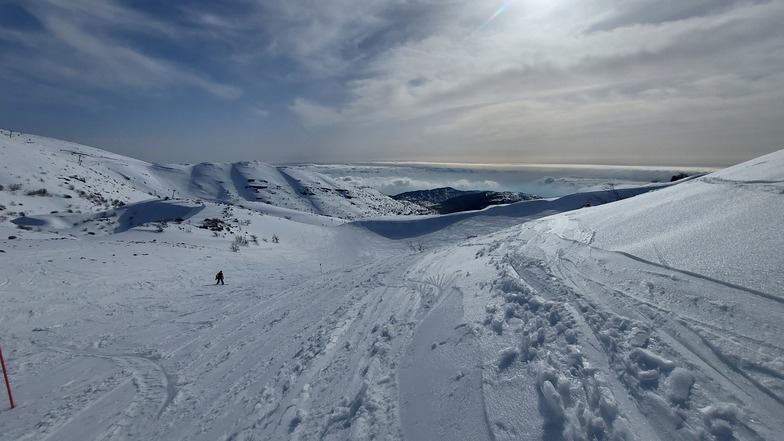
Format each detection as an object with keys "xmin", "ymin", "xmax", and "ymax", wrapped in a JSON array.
[{"xmin": 215, "ymin": 270, "xmax": 224, "ymax": 285}]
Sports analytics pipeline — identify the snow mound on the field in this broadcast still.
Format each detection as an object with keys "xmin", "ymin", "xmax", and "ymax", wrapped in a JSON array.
[{"xmin": 568, "ymin": 148, "xmax": 784, "ymax": 297}]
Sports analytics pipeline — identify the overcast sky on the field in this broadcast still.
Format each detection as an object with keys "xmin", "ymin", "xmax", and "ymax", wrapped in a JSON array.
[{"xmin": 1, "ymin": 0, "xmax": 782, "ymax": 166}]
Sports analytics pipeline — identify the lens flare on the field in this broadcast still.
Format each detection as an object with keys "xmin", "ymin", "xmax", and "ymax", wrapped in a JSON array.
[{"xmin": 479, "ymin": 0, "xmax": 515, "ymax": 30}]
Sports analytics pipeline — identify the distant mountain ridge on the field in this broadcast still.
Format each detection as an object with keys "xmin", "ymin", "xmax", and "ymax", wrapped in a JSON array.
[
  {"xmin": 0, "ymin": 129, "xmax": 429, "ymax": 226},
  {"xmin": 393, "ymin": 186, "xmax": 541, "ymax": 214},
  {"xmin": 392, "ymin": 187, "xmax": 473, "ymax": 206}
]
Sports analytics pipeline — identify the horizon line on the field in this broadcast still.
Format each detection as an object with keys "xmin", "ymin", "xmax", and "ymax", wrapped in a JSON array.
[{"xmin": 343, "ymin": 160, "xmax": 722, "ymax": 172}]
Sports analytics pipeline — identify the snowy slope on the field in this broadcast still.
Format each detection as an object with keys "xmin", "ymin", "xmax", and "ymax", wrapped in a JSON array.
[
  {"xmin": 571, "ymin": 150, "xmax": 784, "ymax": 296},
  {"xmin": 391, "ymin": 151, "xmax": 784, "ymax": 440},
  {"xmin": 0, "ymin": 130, "xmax": 424, "ymax": 227},
  {"xmin": 0, "ymin": 129, "xmax": 782, "ymax": 441}
]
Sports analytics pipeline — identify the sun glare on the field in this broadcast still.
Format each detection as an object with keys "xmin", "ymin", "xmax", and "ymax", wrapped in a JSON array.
[{"xmin": 478, "ymin": 0, "xmax": 516, "ymax": 30}]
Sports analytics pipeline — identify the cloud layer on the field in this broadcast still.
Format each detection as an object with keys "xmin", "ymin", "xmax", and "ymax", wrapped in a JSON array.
[{"xmin": 1, "ymin": 0, "xmax": 782, "ymax": 165}]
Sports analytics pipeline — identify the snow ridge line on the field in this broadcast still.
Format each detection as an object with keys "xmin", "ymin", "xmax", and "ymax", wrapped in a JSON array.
[
  {"xmin": 610, "ymin": 249, "xmax": 784, "ymax": 305},
  {"xmin": 702, "ymin": 177, "xmax": 784, "ymax": 186},
  {"xmin": 553, "ymin": 232, "xmax": 783, "ymax": 305}
]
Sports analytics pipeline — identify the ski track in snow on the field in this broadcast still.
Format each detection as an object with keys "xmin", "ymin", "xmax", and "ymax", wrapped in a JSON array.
[
  {"xmin": 479, "ymin": 229, "xmax": 784, "ymax": 440},
  {"xmin": 4, "ymin": 226, "xmax": 774, "ymax": 441},
  {"xmin": 33, "ymin": 347, "xmax": 173, "ymax": 441}
]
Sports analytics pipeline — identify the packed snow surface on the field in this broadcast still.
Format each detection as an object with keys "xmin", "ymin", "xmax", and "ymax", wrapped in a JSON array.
[{"xmin": 0, "ymin": 130, "xmax": 782, "ymax": 440}]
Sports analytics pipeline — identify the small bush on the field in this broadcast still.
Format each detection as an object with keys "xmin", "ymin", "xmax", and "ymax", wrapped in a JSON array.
[
  {"xmin": 271, "ymin": 234, "xmax": 279, "ymax": 244},
  {"xmin": 9, "ymin": 183, "xmax": 22, "ymax": 192},
  {"xmin": 230, "ymin": 242, "xmax": 240, "ymax": 252},
  {"xmin": 26, "ymin": 188, "xmax": 50, "ymax": 197},
  {"xmin": 201, "ymin": 218, "xmax": 227, "ymax": 231}
]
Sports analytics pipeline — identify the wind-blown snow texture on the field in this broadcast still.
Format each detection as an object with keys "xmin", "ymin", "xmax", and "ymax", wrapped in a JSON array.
[{"xmin": 1, "ymin": 129, "xmax": 782, "ymax": 440}]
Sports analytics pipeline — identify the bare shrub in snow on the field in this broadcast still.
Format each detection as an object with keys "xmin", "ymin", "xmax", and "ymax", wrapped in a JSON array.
[
  {"xmin": 230, "ymin": 242, "xmax": 240, "ymax": 252},
  {"xmin": 271, "ymin": 234, "xmax": 279, "ymax": 243},
  {"xmin": 200, "ymin": 218, "xmax": 227, "ymax": 231},
  {"xmin": 9, "ymin": 183, "xmax": 22, "ymax": 192},
  {"xmin": 409, "ymin": 240, "xmax": 425, "ymax": 252}
]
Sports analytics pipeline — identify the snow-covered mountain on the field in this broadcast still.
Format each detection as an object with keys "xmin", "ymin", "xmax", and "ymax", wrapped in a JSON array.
[
  {"xmin": 392, "ymin": 187, "xmax": 541, "ymax": 214},
  {"xmin": 0, "ymin": 130, "xmax": 427, "ymax": 232},
  {"xmin": 1, "ymin": 129, "xmax": 782, "ymax": 441}
]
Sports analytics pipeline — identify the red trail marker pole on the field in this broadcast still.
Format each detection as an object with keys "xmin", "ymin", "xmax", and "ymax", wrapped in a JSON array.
[{"xmin": 0, "ymin": 346, "xmax": 14, "ymax": 409}]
